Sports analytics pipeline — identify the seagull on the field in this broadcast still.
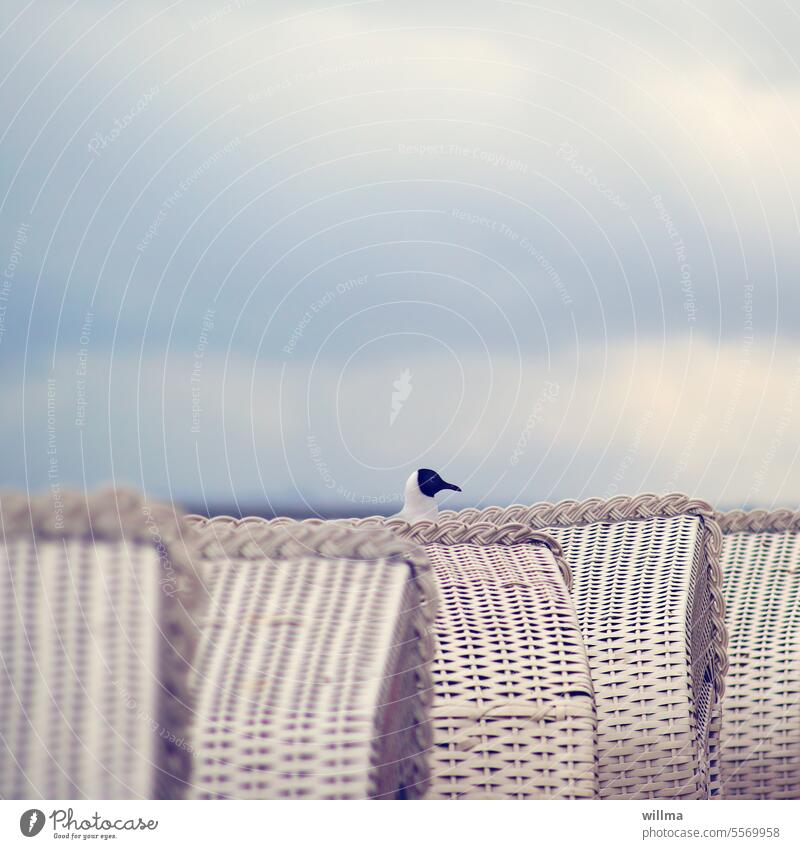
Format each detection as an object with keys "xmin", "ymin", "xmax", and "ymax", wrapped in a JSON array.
[{"xmin": 393, "ymin": 468, "xmax": 462, "ymax": 522}]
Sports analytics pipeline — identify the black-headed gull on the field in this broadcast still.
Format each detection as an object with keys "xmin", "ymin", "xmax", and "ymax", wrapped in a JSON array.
[{"xmin": 393, "ymin": 468, "xmax": 461, "ymax": 522}]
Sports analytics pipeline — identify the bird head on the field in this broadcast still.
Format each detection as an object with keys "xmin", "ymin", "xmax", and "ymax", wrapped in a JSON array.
[
  {"xmin": 396, "ymin": 468, "xmax": 462, "ymax": 521},
  {"xmin": 415, "ymin": 468, "xmax": 462, "ymax": 497}
]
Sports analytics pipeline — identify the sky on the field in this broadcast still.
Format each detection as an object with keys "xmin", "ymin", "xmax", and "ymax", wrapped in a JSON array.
[{"xmin": 1, "ymin": 0, "xmax": 798, "ymax": 515}]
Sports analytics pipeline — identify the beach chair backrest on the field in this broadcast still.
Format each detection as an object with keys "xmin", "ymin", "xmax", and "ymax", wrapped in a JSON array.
[
  {"xmin": 0, "ymin": 489, "xmax": 201, "ymax": 799},
  {"xmin": 434, "ymin": 493, "xmax": 727, "ymax": 799},
  {"xmin": 717, "ymin": 509, "xmax": 800, "ymax": 799},
  {"xmin": 184, "ymin": 519, "xmax": 435, "ymax": 799}
]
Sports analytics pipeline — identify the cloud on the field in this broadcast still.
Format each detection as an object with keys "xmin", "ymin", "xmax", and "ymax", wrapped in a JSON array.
[
  {"xmin": 5, "ymin": 335, "xmax": 799, "ymax": 510},
  {"xmin": 2, "ymin": 0, "xmax": 800, "ymax": 508}
]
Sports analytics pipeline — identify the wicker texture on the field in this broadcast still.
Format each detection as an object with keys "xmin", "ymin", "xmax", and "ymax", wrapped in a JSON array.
[
  {"xmin": 716, "ymin": 509, "xmax": 800, "ymax": 799},
  {"xmin": 425, "ymin": 536, "xmax": 596, "ymax": 799},
  {"xmin": 0, "ymin": 489, "xmax": 202, "ymax": 799},
  {"xmin": 185, "ymin": 520, "xmax": 435, "ymax": 799},
  {"xmin": 424, "ymin": 494, "xmax": 728, "ymax": 799},
  {"xmin": 190, "ymin": 516, "xmax": 598, "ymax": 799}
]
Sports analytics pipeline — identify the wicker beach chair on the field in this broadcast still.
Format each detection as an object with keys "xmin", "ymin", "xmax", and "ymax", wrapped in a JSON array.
[
  {"xmin": 403, "ymin": 520, "xmax": 597, "ymax": 799},
  {"xmin": 0, "ymin": 489, "xmax": 201, "ymax": 799},
  {"xmin": 238, "ymin": 515, "xmax": 598, "ymax": 799},
  {"xmin": 717, "ymin": 509, "xmax": 800, "ymax": 799},
  {"xmin": 429, "ymin": 494, "xmax": 727, "ymax": 800},
  {"xmin": 183, "ymin": 519, "xmax": 436, "ymax": 799}
]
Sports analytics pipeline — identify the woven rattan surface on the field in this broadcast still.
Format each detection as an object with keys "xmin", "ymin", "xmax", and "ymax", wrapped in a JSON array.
[
  {"xmin": 0, "ymin": 489, "xmax": 201, "ymax": 799},
  {"xmin": 417, "ymin": 494, "xmax": 728, "ymax": 799},
  {"xmin": 425, "ymin": 537, "xmax": 596, "ymax": 799},
  {"xmin": 716, "ymin": 509, "xmax": 800, "ymax": 799},
  {"xmin": 188, "ymin": 516, "xmax": 598, "ymax": 799},
  {"xmin": 185, "ymin": 521, "xmax": 435, "ymax": 799}
]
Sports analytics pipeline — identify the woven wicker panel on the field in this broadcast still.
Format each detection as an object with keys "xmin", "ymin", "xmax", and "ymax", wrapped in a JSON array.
[
  {"xmin": 187, "ymin": 516, "xmax": 598, "ymax": 800},
  {"xmin": 716, "ymin": 510, "xmax": 800, "ymax": 799},
  {"xmin": 428, "ymin": 494, "xmax": 727, "ymax": 799},
  {"xmin": 0, "ymin": 490, "xmax": 201, "ymax": 799},
  {"xmin": 185, "ymin": 520, "xmax": 435, "ymax": 799},
  {"xmin": 425, "ymin": 540, "xmax": 596, "ymax": 799}
]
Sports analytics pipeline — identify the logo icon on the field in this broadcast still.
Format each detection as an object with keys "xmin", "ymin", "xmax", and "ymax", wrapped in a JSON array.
[
  {"xmin": 390, "ymin": 369, "xmax": 413, "ymax": 426},
  {"xmin": 19, "ymin": 809, "xmax": 45, "ymax": 837}
]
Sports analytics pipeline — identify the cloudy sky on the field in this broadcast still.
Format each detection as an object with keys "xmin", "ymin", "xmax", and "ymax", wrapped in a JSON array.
[{"xmin": 1, "ymin": 0, "xmax": 798, "ymax": 515}]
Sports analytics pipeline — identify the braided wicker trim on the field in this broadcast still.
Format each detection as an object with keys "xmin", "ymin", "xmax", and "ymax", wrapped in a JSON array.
[
  {"xmin": 716, "ymin": 508, "xmax": 800, "ymax": 535},
  {"xmin": 0, "ymin": 488, "xmax": 204, "ymax": 798},
  {"xmin": 439, "ymin": 491, "xmax": 714, "ymax": 528},
  {"xmin": 184, "ymin": 516, "xmax": 426, "ymax": 570},
  {"xmin": 186, "ymin": 514, "xmax": 571, "ymax": 589},
  {"xmin": 373, "ymin": 518, "xmax": 571, "ymax": 591},
  {"xmin": 435, "ymin": 492, "xmax": 728, "ymax": 693}
]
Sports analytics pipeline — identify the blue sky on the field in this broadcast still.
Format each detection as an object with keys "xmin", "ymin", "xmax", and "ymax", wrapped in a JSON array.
[{"xmin": 1, "ymin": 0, "xmax": 799, "ymax": 514}]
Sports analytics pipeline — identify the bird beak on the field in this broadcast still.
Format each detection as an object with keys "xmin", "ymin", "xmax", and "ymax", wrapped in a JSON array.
[{"xmin": 443, "ymin": 482, "xmax": 461, "ymax": 492}]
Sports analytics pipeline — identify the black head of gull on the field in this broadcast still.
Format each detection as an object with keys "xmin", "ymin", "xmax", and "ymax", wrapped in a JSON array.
[{"xmin": 394, "ymin": 468, "xmax": 461, "ymax": 521}]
